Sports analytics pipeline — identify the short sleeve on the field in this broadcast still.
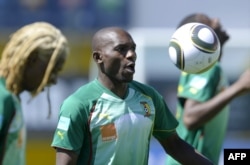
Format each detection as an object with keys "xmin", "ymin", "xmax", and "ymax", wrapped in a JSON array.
[
  {"xmin": 152, "ymin": 92, "xmax": 178, "ymax": 140},
  {"xmin": 51, "ymin": 98, "xmax": 88, "ymax": 154}
]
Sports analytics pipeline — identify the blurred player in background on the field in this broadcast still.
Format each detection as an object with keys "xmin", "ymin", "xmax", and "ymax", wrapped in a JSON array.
[
  {"xmin": 51, "ymin": 27, "xmax": 213, "ymax": 165},
  {"xmin": 167, "ymin": 13, "xmax": 250, "ymax": 165},
  {"xmin": 0, "ymin": 22, "xmax": 69, "ymax": 165}
]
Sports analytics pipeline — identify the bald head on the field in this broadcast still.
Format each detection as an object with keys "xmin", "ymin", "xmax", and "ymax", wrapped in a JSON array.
[{"xmin": 92, "ymin": 27, "xmax": 132, "ymax": 52}]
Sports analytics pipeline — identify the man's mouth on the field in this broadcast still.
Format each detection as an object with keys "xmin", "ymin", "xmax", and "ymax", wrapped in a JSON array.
[{"xmin": 125, "ymin": 63, "xmax": 135, "ymax": 73}]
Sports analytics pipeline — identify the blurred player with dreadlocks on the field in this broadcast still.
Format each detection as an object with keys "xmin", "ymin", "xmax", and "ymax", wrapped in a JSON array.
[{"xmin": 0, "ymin": 22, "xmax": 69, "ymax": 165}]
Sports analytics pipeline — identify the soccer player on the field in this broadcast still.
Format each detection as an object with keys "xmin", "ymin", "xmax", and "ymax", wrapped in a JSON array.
[
  {"xmin": 51, "ymin": 27, "xmax": 213, "ymax": 165},
  {"xmin": 0, "ymin": 22, "xmax": 69, "ymax": 165},
  {"xmin": 167, "ymin": 13, "xmax": 250, "ymax": 165}
]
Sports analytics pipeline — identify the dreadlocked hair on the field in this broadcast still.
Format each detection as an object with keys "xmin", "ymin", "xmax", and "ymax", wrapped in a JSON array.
[
  {"xmin": 0, "ymin": 22, "xmax": 69, "ymax": 97},
  {"xmin": 0, "ymin": 22, "xmax": 69, "ymax": 119}
]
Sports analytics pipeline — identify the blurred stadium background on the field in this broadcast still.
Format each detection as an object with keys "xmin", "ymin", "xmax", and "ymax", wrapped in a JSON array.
[{"xmin": 0, "ymin": 0, "xmax": 249, "ymax": 164}]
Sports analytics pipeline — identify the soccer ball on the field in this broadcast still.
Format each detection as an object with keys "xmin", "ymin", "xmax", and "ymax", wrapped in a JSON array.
[{"xmin": 168, "ymin": 22, "xmax": 221, "ymax": 74}]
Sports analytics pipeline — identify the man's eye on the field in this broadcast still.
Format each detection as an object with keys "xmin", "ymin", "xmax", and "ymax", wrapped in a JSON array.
[
  {"xmin": 131, "ymin": 45, "xmax": 136, "ymax": 51},
  {"xmin": 116, "ymin": 47, "xmax": 126, "ymax": 52}
]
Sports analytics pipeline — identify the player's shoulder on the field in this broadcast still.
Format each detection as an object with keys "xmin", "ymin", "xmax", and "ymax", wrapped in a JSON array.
[
  {"xmin": 129, "ymin": 80, "xmax": 159, "ymax": 96},
  {"xmin": 0, "ymin": 78, "xmax": 13, "ymax": 100},
  {"xmin": 63, "ymin": 80, "xmax": 101, "ymax": 104},
  {"xmin": 0, "ymin": 78, "xmax": 16, "ymax": 110},
  {"xmin": 198, "ymin": 62, "xmax": 222, "ymax": 80},
  {"xmin": 182, "ymin": 62, "xmax": 222, "ymax": 79},
  {"xmin": 206, "ymin": 62, "xmax": 222, "ymax": 74}
]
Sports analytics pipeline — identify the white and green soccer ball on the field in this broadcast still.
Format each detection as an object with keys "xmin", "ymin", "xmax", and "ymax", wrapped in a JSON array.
[{"xmin": 168, "ymin": 22, "xmax": 221, "ymax": 74}]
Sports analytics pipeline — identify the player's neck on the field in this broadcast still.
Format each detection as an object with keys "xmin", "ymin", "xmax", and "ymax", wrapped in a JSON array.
[{"xmin": 98, "ymin": 77, "xmax": 128, "ymax": 99}]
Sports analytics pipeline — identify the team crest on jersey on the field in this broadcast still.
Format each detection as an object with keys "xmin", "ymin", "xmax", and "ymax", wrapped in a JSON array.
[{"xmin": 140, "ymin": 102, "xmax": 151, "ymax": 117}]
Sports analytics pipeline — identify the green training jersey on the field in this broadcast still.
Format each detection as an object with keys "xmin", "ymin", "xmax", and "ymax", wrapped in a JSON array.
[
  {"xmin": 52, "ymin": 79, "xmax": 178, "ymax": 165},
  {"xmin": 0, "ymin": 77, "xmax": 26, "ymax": 165},
  {"xmin": 167, "ymin": 63, "xmax": 229, "ymax": 165}
]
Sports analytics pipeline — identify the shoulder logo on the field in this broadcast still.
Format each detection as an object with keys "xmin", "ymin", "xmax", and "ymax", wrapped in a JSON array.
[
  {"xmin": 57, "ymin": 131, "xmax": 65, "ymax": 140},
  {"xmin": 140, "ymin": 102, "xmax": 151, "ymax": 117},
  {"xmin": 57, "ymin": 116, "xmax": 70, "ymax": 131}
]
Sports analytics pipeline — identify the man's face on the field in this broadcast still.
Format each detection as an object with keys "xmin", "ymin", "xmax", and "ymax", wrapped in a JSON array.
[{"xmin": 99, "ymin": 30, "xmax": 137, "ymax": 83}]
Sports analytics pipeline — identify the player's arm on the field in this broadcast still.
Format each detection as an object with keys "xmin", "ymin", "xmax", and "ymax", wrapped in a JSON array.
[
  {"xmin": 183, "ymin": 68, "xmax": 250, "ymax": 130},
  {"xmin": 159, "ymin": 132, "xmax": 213, "ymax": 165},
  {"xmin": 55, "ymin": 148, "xmax": 78, "ymax": 165}
]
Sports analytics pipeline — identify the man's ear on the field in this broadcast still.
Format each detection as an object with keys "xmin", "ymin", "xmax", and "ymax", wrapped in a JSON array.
[{"xmin": 93, "ymin": 51, "xmax": 102, "ymax": 64}]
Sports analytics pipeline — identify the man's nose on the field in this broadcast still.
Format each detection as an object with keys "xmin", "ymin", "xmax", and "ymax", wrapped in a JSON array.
[{"xmin": 126, "ymin": 50, "xmax": 137, "ymax": 61}]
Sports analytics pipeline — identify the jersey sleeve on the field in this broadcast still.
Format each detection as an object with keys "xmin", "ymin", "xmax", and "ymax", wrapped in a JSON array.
[
  {"xmin": 0, "ymin": 93, "xmax": 15, "ymax": 156},
  {"xmin": 51, "ymin": 97, "xmax": 89, "ymax": 154},
  {"xmin": 152, "ymin": 91, "xmax": 178, "ymax": 140},
  {"xmin": 177, "ymin": 65, "xmax": 221, "ymax": 102}
]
